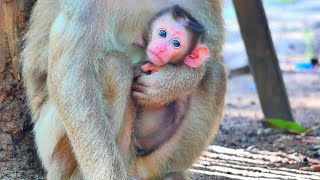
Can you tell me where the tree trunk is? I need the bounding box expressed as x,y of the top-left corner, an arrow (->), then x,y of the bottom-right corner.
0,0 -> 43,178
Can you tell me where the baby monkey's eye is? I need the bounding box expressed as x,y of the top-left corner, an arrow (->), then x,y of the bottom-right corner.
172,39 -> 181,48
159,29 -> 167,38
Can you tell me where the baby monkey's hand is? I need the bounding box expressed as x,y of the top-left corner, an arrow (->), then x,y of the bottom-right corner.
140,62 -> 160,73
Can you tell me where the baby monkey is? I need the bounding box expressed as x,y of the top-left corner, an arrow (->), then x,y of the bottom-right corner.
132,5 -> 212,156
134,4 -> 210,74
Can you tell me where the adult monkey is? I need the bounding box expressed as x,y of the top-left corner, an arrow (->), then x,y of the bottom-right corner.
21,0 -> 225,180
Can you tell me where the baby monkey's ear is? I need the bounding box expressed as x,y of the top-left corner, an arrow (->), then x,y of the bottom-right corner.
184,44 -> 210,68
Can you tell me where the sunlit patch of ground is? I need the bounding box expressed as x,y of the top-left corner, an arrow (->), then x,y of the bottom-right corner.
189,146 -> 320,180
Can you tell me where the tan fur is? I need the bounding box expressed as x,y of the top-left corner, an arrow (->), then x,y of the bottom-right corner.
132,63 -> 207,108
49,135 -> 78,179
21,0 -> 225,179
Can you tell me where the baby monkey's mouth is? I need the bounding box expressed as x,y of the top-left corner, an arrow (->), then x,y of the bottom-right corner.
146,49 -> 164,65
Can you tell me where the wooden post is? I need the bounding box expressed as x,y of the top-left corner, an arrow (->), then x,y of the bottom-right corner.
0,0 -> 35,80
233,0 -> 294,121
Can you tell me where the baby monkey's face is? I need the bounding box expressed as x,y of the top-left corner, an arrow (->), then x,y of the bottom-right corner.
147,14 -> 191,65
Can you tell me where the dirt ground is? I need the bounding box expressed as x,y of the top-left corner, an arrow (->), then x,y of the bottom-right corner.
189,72 -> 320,179
189,0 -> 320,179
0,0 -> 320,179
219,0 -> 320,158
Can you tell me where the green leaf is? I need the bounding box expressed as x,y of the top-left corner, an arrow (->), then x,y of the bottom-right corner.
267,118 -> 306,133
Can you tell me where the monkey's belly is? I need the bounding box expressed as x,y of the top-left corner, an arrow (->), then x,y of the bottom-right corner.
33,100 -> 65,170
134,98 -> 190,156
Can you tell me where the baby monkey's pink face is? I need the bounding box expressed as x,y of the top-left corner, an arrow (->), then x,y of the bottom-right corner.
147,15 -> 190,65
